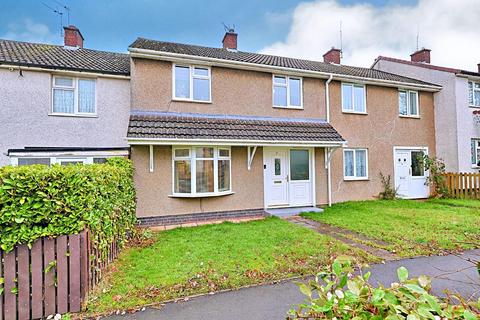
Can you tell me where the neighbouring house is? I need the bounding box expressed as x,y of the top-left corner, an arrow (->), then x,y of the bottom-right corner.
126,30 -> 441,226
372,49 -> 480,173
0,25 -> 131,166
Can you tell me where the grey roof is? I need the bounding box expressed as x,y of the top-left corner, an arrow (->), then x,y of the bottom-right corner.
0,39 -> 130,76
129,38 -> 437,87
127,111 -> 345,143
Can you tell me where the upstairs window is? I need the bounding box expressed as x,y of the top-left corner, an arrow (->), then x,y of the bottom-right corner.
399,90 -> 419,117
471,139 -> 480,167
342,83 -> 366,113
273,75 -> 302,108
469,81 -> 480,107
52,76 -> 96,115
173,65 -> 211,102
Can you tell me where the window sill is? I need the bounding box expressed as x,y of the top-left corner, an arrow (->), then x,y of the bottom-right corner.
169,191 -> 235,198
342,111 -> 368,115
343,177 -> 369,181
172,98 -> 212,104
48,113 -> 98,118
399,115 -> 421,119
273,105 -> 304,110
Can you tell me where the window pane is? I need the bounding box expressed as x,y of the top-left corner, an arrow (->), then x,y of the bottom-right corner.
174,149 -> 190,158
78,79 -> 96,113
476,141 -> 480,166
344,150 -> 354,177
219,149 -> 230,157
289,78 -> 301,107
274,85 -> 287,106
274,76 -> 286,84
175,66 -> 190,98
475,89 -> 480,107
471,140 -> 476,165
193,67 -> 209,76
409,91 -> 418,115
174,160 -> 191,193
196,147 -> 213,158
290,150 -> 309,180
196,160 -> 214,193
274,158 -> 281,176
355,150 -> 367,177
193,78 -> 210,101
55,77 -> 73,87
354,85 -> 365,112
60,160 -> 85,166
93,158 -> 107,164
399,91 -> 407,115
53,89 -> 74,113
218,160 -> 230,192
411,151 -> 424,176
342,84 -> 353,111
17,158 -> 50,166
469,82 -> 474,105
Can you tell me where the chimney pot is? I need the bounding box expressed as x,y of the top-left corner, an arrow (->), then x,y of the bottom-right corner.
323,48 -> 341,64
222,31 -> 237,50
63,25 -> 84,48
477,63 -> 480,73
410,48 -> 431,64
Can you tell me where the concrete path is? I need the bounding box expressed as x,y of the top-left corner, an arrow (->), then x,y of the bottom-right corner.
266,207 -> 323,218
105,250 -> 480,320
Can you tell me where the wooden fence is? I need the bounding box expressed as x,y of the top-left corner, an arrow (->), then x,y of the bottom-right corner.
442,172 -> 480,199
0,230 -> 120,320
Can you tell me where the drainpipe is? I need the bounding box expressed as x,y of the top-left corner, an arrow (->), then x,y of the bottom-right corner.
325,74 -> 334,123
325,74 -> 334,206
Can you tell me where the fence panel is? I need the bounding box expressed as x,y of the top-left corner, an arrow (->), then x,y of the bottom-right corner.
442,172 -> 480,199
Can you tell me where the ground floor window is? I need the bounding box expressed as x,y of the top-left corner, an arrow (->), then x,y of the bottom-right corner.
471,139 -> 480,167
343,148 -> 368,180
173,146 -> 231,196
11,156 -> 112,166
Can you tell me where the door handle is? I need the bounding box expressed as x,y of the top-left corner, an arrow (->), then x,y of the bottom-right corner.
287,174 -> 289,182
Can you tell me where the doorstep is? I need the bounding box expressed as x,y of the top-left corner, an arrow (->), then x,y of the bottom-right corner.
266,206 -> 323,218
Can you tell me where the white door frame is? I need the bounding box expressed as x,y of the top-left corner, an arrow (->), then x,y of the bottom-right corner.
263,147 -> 316,208
393,146 -> 429,199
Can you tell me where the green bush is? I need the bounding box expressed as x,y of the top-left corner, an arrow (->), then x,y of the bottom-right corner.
0,158 -> 137,253
289,257 -> 479,319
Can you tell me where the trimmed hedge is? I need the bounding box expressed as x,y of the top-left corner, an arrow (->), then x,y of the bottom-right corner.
0,158 -> 136,253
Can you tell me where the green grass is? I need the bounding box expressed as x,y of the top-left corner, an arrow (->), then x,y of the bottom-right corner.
301,199 -> 480,257
88,217 -> 372,313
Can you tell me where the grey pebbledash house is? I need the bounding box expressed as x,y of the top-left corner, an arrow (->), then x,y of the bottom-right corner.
0,26 -> 130,166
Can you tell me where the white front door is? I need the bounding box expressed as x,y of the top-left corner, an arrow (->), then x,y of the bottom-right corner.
394,148 -> 429,199
264,147 -> 313,207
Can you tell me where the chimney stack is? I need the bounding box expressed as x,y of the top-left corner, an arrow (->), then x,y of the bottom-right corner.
323,48 -> 341,64
222,29 -> 237,50
63,25 -> 84,48
477,63 -> 480,73
410,48 -> 431,64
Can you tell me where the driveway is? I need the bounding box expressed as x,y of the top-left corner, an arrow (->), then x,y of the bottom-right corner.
105,249 -> 479,320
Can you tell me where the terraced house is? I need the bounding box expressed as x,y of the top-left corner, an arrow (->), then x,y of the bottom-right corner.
0,26 -> 130,166
126,30 -> 441,226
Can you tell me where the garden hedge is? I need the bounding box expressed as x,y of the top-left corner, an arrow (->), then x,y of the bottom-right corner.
0,158 -> 136,253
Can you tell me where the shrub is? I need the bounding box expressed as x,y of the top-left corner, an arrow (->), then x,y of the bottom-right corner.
378,172 -> 398,200
0,158 -> 136,253
288,257 -> 479,319
423,155 -> 449,197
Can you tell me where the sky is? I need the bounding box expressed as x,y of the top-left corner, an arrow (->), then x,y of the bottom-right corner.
1,0 -> 478,71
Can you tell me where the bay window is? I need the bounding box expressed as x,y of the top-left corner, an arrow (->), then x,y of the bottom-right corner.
173,65 -> 211,102
273,75 -> 302,108
469,81 -> 480,107
342,83 -> 366,113
399,90 -> 419,117
343,148 -> 368,180
173,147 -> 231,196
52,76 -> 96,115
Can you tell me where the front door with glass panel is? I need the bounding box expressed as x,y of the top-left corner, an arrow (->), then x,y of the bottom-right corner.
264,147 -> 313,207
394,148 -> 429,199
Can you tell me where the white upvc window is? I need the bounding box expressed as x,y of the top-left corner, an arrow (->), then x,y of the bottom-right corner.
399,90 -> 419,117
343,148 -> 368,180
273,75 -> 303,109
469,81 -> 480,107
10,156 -> 110,166
471,139 -> 480,167
52,76 -> 96,115
173,64 -> 211,102
342,83 -> 366,113
172,146 -> 231,196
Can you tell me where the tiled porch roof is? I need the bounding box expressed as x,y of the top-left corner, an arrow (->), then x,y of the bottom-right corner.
127,111 -> 345,144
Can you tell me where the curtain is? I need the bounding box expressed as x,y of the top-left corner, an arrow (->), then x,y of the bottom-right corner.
399,91 -> 407,115
355,150 -> 367,177
354,86 -> 365,112
78,79 -> 96,113
218,160 -> 230,192
344,150 -> 354,176
409,91 -> 418,115
53,89 -> 74,113
175,66 -> 190,98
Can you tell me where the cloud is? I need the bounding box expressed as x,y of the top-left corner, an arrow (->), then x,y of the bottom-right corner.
260,0 -> 480,71
2,19 -> 59,44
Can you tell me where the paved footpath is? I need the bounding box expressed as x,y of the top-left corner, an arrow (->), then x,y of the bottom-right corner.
106,250 -> 479,320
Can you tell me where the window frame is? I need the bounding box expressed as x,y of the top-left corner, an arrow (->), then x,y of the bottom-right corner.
398,89 -> 420,118
171,146 -> 232,197
51,76 -> 97,116
471,139 -> 480,167
469,81 -> 480,108
341,83 -> 367,114
272,75 -> 303,109
343,148 -> 369,180
172,64 -> 212,103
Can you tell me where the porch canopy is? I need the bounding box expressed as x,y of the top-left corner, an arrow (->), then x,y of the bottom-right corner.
126,111 -> 346,148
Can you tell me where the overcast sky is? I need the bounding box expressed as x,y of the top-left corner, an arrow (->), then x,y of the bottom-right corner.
1,0 -> 478,71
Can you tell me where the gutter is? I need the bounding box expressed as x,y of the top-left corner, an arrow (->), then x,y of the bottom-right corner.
0,64 -> 131,80
128,48 -> 442,92
325,74 -> 333,123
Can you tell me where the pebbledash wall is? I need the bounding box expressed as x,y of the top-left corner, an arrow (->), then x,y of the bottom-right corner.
328,82 -> 436,202
0,68 -> 130,166
373,59 -> 478,173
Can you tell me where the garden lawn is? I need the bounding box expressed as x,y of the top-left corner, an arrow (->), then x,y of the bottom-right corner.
87,217 -> 372,313
301,199 -> 480,258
